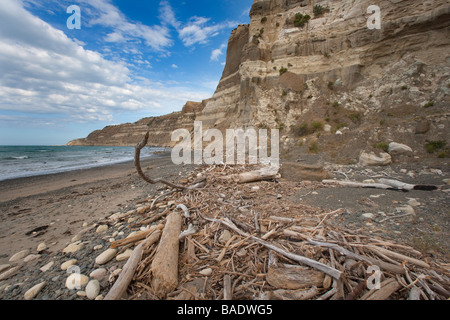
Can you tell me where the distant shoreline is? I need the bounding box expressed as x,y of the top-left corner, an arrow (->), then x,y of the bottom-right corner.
0,152 -> 172,203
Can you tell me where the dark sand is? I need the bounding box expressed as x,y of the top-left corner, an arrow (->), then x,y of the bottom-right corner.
0,154 -> 193,265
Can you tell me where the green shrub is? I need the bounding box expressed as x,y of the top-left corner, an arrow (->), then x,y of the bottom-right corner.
261,16 -> 267,23
294,13 -> 311,27
425,140 -> 446,153
349,112 -> 363,124
309,141 -> 319,153
292,123 -> 310,137
423,101 -> 435,108
328,81 -> 334,90
311,121 -> 324,131
437,151 -> 447,158
279,67 -> 288,76
313,5 -> 328,18
375,142 -> 389,153
332,101 -> 340,108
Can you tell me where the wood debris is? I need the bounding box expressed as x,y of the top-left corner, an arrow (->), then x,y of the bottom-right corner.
100,161 -> 450,301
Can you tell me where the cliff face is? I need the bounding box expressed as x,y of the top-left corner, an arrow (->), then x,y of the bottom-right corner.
68,0 -> 450,162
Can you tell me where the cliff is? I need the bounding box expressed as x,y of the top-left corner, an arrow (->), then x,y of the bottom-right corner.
68,0 -> 450,163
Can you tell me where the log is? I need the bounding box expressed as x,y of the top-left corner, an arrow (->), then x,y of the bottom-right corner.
266,264 -> 324,289
264,286 -> 319,300
223,274 -> 232,300
110,224 -> 164,249
104,230 -> 161,300
151,212 -> 183,298
366,245 -> 430,268
360,278 -> 401,300
232,166 -> 280,184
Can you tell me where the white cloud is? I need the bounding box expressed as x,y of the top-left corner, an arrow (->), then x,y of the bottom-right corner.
81,0 -> 173,52
171,64 -> 178,69
211,43 -> 227,61
178,17 -> 236,47
0,0 -> 211,125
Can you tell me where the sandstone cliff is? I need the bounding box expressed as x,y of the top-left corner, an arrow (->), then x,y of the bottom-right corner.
68,0 -> 450,163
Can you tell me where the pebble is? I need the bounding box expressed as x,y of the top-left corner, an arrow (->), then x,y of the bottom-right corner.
362,213 -> 375,220
89,268 -> 107,280
37,242 -> 47,253
86,280 -> 100,300
63,242 -> 84,254
219,230 -> 232,244
61,259 -> 78,271
407,198 -> 421,207
24,281 -> 46,300
40,261 -> 54,273
65,273 -> 89,290
0,264 -> 11,273
23,254 -> 40,263
199,268 -> 213,276
93,245 -> 103,250
96,225 -> 108,233
9,249 -> 30,262
77,291 -> 87,297
116,249 -> 133,262
95,248 -> 118,265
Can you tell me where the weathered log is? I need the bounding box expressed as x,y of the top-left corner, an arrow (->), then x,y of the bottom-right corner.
231,166 -> 280,184
360,278 -> 401,300
151,212 -> 183,298
110,224 -> 164,249
264,286 -> 319,300
223,274 -> 232,300
266,264 -> 324,290
366,245 -> 430,268
104,230 -> 161,300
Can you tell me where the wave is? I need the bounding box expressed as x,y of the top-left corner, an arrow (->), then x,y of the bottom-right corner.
9,156 -> 29,160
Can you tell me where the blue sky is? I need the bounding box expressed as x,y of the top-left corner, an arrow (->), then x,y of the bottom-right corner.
0,0 -> 253,145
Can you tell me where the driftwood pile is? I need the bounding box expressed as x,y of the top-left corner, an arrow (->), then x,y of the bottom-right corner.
102,161 -> 450,300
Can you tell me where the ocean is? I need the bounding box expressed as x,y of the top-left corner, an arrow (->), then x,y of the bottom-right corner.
0,145 -> 167,182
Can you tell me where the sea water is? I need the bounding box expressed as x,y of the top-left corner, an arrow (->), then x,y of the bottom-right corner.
0,145 -> 167,181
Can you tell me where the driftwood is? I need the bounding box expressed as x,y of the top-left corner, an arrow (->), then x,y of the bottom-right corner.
135,132 -> 195,191
223,274 -> 232,300
360,278 -> 401,300
204,216 -> 343,280
150,212 -> 183,298
266,264 -> 325,289
230,166 -> 280,184
110,224 -> 164,249
104,230 -> 161,300
323,179 -> 437,191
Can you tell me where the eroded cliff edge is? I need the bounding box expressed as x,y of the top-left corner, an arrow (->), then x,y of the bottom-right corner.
68,0 -> 450,164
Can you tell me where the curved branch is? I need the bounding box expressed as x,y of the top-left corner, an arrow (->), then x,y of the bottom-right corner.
134,131 -> 189,190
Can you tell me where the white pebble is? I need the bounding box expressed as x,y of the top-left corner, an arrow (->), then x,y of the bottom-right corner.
86,280 -> 100,300
24,281 -> 46,300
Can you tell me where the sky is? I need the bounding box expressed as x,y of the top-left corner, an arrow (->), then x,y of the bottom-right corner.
0,0 -> 253,145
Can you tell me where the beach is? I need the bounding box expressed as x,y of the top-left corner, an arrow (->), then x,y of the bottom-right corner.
0,153 -> 190,267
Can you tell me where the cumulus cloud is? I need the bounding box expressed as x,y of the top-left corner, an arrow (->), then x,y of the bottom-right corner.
178,17 -> 236,47
0,0 -> 210,124
211,43 -> 227,61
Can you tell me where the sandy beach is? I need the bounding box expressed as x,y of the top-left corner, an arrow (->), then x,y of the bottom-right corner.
0,153 -> 191,266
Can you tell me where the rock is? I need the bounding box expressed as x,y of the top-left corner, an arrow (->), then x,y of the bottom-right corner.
71,234 -> 82,242
415,120 -> 430,134
362,213 -> 375,220
9,249 -> 30,262
95,295 -> 104,300
359,152 -> 392,166
93,245 -> 103,250
95,248 -> 117,265
63,242 -> 84,254
65,273 -> 89,290
89,268 -> 107,280
23,254 -> 40,263
396,205 -> 415,215
76,291 -> 87,297
116,249 -> 133,262
40,261 -> 54,272
407,198 -> 421,207
324,124 -> 331,133
96,225 -> 108,233
0,264 -> 10,274
61,259 -> 78,271
335,130 -> 343,135
388,142 -> 413,156
199,268 -> 213,276
219,230 -> 232,244
24,281 -> 46,300
37,242 -> 47,253
86,280 -> 101,300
